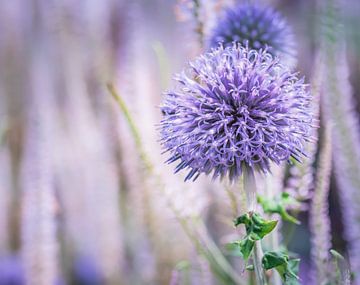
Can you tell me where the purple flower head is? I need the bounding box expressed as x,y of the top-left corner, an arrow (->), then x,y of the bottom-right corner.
160,45 -> 314,182
208,4 -> 296,67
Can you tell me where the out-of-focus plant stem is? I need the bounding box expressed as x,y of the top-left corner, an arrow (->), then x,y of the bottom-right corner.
225,185 -> 239,218
310,125 -> 332,284
107,83 -> 153,173
152,42 -> 171,90
107,84 -> 244,285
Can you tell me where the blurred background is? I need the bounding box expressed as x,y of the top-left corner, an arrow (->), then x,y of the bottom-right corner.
0,0 -> 359,284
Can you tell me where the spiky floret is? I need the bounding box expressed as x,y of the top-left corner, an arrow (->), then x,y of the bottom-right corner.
208,4 -> 296,67
160,45 -> 313,182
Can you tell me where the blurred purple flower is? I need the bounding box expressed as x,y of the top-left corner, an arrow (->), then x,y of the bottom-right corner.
0,256 -> 25,285
160,45 -> 314,182
73,255 -> 102,285
208,4 -> 296,66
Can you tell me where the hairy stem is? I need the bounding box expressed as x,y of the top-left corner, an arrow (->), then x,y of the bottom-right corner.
253,242 -> 266,285
243,169 -> 256,212
243,169 -> 267,285
264,166 -> 283,285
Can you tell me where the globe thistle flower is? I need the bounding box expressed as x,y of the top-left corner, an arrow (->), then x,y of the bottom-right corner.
208,4 -> 296,67
160,45 -> 313,182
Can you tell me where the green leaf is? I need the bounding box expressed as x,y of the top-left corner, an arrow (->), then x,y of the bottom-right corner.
262,251 -> 288,270
251,213 -> 278,239
231,212 -> 277,261
257,192 -> 301,224
286,259 -> 301,283
238,236 -> 256,260
262,251 -> 300,285
233,213 -> 251,228
234,213 -> 277,239
225,237 -> 255,260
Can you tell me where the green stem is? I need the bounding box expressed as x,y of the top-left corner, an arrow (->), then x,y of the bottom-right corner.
243,169 -> 256,212
253,242 -> 266,285
264,167 -> 283,285
107,83 -> 153,173
225,185 -> 239,218
151,41 -> 171,90
243,169 -> 267,285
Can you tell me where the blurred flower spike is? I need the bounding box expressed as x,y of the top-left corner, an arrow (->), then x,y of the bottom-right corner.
160,44 -> 314,182
208,4 -> 296,67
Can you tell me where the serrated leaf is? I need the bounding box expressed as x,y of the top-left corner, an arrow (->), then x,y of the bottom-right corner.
231,212 -> 278,261
262,251 -> 288,270
251,213 -> 278,239
233,213 -> 251,227
234,212 -> 277,240
225,237 -> 255,260
262,251 -> 300,285
238,236 -> 256,260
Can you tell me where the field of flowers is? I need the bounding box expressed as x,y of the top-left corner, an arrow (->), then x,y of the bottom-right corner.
0,0 -> 359,284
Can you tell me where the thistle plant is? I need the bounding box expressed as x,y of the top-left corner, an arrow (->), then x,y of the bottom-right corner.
159,44 -> 315,284
208,4 -> 296,67
160,45 -> 313,182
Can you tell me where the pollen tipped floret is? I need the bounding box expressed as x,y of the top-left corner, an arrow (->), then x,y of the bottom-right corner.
160,45 -> 313,182
208,4 -> 296,67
